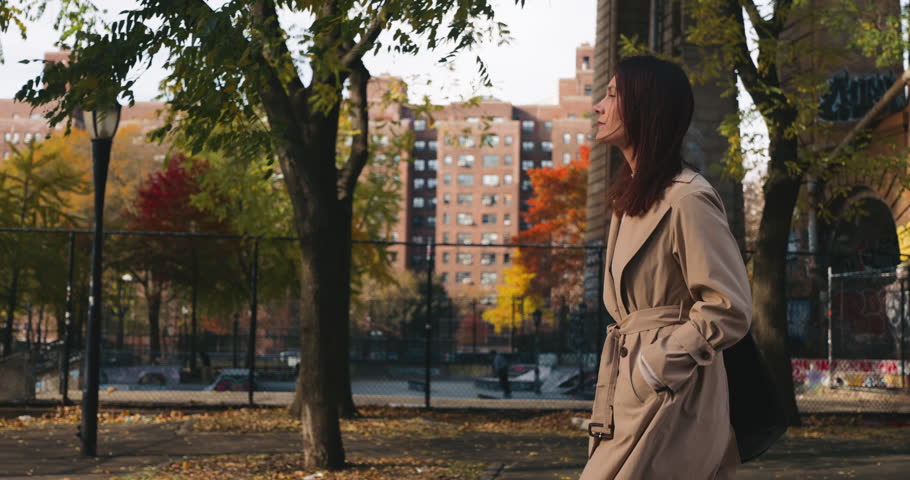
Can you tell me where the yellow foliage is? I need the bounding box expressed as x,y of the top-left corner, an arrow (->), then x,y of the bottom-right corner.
481,249 -> 550,334
898,221 -> 910,259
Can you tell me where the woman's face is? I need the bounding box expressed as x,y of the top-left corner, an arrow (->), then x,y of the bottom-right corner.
593,77 -> 626,147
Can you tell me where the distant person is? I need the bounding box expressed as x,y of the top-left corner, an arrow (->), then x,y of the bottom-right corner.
491,350 -> 511,398
580,55 -> 761,479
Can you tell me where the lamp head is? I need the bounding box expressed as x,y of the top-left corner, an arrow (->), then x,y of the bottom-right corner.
82,100 -> 121,140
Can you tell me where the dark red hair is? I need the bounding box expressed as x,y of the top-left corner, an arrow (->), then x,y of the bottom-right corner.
606,55 -> 696,217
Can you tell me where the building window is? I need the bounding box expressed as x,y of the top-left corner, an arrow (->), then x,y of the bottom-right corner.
584,85 -> 592,96
415,140 -> 426,151
414,119 -> 427,131
443,213 -> 450,224
582,56 -> 591,70
12,133 -> 19,144
482,214 -> 497,225
504,252 -> 511,264
568,113 -> 576,118
503,155 -> 513,165
482,174 -> 499,186
482,194 -> 498,206
427,216 -> 436,226
504,174 -> 513,185
521,120 -> 535,132
459,135 -> 475,147
444,155 -> 453,165
456,272 -> 472,284
504,135 -> 513,146
413,197 -> 426,208
563,133 -> 571,144
482,134 -> 499,147
563,152 -> 571,164
427,178 -> 437,189
503,213 -> 511,225
3,132 -> 11,142
544,121 -> 552,130
481,253 -> 496,265
522,179 -> 532,191
457,233 -> 472,244
482,155 -> 498,166
414,178 -> 425,189
414,159 -> 426,171
481,233 -> 499,245
521,141 -> 535,152
457,213 -> 473,225
481,272 -> 497,285
23,133 -> 32,143
444,174 -> 452,185
466,116 -> 480,123
457,252 -> 473,265
440,272 -> 448,283
521,160 -> 534,171
428,159 -> 438,170
541,160 -> 553,168
577,133 -> 585,145
442,252 -> 450,263
457,155 -> 475,168
457,193 -> 473,205
429,197 -> 437,207
457,174 -> 473,185
412,235 -> 424,244
443,193 -> 451,204
412,215 -> 424,227
2,152 -> 8,160
541,141 -> 553,152
442,232 -> 449,243
504,194 -> 512,205
428,140 -> 438,151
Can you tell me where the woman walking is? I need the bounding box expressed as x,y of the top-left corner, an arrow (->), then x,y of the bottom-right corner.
580,55 -> 750,479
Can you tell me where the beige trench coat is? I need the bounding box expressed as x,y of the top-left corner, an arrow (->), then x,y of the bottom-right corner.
580,168 -> 751,480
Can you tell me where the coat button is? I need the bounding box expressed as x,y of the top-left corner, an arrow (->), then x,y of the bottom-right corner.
619,347 -> 628,357
701,351 -> 711,361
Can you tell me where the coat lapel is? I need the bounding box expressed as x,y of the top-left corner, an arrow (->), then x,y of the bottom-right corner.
609,168 -> 699,317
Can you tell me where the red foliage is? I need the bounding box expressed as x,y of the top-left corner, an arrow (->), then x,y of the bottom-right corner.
129,154 -> 224,233
514,145 -> 589,302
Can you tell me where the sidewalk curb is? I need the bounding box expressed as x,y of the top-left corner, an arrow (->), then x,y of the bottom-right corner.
479,462 -> 505,480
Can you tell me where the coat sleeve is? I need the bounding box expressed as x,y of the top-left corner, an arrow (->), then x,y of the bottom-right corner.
639,188 -> 752,393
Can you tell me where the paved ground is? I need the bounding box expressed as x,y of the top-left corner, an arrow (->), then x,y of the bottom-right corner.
2,412 -> 910,479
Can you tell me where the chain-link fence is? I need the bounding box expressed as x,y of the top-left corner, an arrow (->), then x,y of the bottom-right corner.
798,264 -> 910,413
1,228 -> 908,413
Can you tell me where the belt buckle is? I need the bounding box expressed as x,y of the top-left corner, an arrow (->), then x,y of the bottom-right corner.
587,406 -> 614,440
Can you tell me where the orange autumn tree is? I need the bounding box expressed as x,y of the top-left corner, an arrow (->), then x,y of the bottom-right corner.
514,145 -> 589,305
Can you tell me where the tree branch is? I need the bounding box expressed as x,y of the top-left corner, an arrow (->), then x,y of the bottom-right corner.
250,0 -> 306,100
338,60 -> 371,200
825,70 -> 910,165
340,2 -> 389,69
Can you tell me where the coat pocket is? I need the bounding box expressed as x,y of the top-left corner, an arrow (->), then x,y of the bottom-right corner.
630,356 -> 657,403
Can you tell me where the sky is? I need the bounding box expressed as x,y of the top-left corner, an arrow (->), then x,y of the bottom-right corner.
0,0 -> 597,106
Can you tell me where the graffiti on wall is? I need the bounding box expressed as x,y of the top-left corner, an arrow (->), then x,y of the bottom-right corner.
793,358 -> 908,389
819,70 -> 907,122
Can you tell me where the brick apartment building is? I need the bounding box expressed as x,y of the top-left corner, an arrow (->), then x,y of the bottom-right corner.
2,46 -> 596,306
370,44 -> 596,304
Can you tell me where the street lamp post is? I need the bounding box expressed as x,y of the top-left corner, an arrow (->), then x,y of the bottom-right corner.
533,309 -> 542,395
79,101 -> 121,457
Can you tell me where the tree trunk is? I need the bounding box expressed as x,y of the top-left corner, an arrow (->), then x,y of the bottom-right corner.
335,196 -> 358,419
750,134 -> 803,426
3,266 -> 21,356
147,286 -> 162,363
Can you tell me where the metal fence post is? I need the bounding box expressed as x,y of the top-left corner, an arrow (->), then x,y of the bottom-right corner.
827,266 -> 833,388
424,240 -> 434,409
901,275 -> 906,390
596,246 -> 605,376
190,245 -> 198,372
60,232 -> 76,405
247,237 -> 260,406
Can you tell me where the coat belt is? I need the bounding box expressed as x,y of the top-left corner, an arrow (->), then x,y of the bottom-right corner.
588,303 -> 688,446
